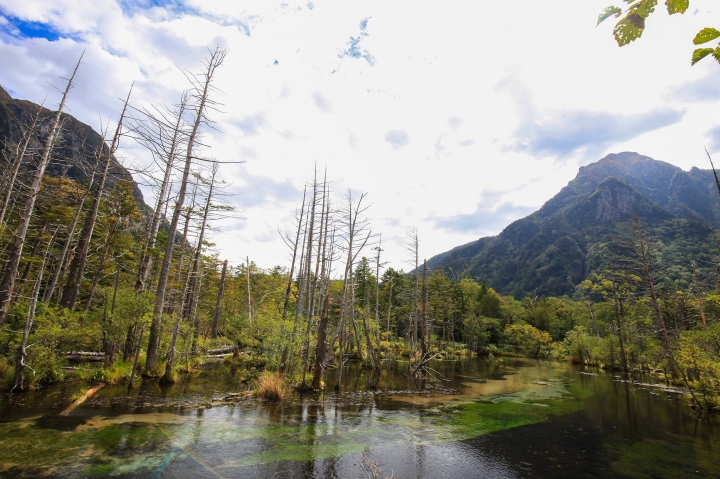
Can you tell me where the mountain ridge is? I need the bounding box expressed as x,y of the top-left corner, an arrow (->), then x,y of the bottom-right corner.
0,84 -> 145,205
429,152 -> 719,298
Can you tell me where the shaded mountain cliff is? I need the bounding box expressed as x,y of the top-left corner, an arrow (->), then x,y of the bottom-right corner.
429,152 -> 719,298
0,85 -> 144,204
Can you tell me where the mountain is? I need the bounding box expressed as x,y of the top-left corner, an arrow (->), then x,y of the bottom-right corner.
0,85 -> 145,204
428,152 -> 719,298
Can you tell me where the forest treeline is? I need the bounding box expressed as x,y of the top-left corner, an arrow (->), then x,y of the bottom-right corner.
0,50 -> 718,412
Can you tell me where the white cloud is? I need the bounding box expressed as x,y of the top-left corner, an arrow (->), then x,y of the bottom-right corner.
385,129 -> 409,149
310,91 -> 332,113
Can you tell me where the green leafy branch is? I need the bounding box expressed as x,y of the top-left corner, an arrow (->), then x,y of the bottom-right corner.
598,0 -> 719,66
692,27 -> 720,65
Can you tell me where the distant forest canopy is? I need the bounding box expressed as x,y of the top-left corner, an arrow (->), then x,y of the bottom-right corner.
429,152 -> 720,299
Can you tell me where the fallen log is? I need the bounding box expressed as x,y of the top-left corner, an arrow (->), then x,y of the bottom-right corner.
65,351 -> 104,362
207,345 -> 236,355
60,384 -> 104,416
410,353 -> 441,378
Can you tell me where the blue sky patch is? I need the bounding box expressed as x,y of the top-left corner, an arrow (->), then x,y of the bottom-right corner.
2,15 -> 61,41
118,1 -> 197,20
339,17 -> 375,66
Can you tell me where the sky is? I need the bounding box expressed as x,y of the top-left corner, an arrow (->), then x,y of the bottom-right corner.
0,0 -> 719,272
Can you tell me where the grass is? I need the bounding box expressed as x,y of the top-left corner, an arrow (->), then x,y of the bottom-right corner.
255,371 -> 289,401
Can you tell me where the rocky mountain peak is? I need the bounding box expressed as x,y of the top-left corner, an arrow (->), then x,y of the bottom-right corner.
428,152 -> 717,298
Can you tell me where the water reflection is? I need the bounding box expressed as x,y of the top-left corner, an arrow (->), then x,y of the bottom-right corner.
0,358 -> 718,478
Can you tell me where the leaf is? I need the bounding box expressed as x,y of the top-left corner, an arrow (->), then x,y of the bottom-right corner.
714,46 -> 720,64
597,6 -> 623,26
627,13 -> 646,28
691,48 -> 714,66
693,27 -> 720,45
614,15 -> 645,45
636,0 -> 657,18
665,0 -> 689,14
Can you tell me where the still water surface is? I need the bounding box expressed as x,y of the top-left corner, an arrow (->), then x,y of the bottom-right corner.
0,358 -> 718,478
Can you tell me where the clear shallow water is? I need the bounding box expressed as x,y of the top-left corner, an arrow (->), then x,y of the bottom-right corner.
0,358 -> 718,478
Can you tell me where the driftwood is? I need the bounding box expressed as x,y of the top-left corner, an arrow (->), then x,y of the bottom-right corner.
207,345 -> 236,355
60,384 -> 104,416
410,353 -> 441,378
65,351 -> 104,362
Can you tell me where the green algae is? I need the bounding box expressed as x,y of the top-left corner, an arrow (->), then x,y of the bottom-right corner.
3,361 -> 671,477
0,380 -> 589,475
0,418 -> 172,476
223,379 -> 587,467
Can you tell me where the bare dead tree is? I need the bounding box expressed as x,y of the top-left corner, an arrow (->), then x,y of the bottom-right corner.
301,172 -> 319,385
211,259 -> 228,338
402,228 -> 420,351
0,107 -> 42,226
161,253 -> 192,383
43,150 -> 101,305
12,228 -> 58,391
133,94 -> 190,292
60,84 -> 133,309
633,217 -> 673,364
312,295 -> 330,389
0,53 -> 83,327
278,188 -> 306,375
373,235 -> 384,354
146,47 -> 227,372
420,259 -> 429,360
334,191 -> 371,389
281,187 -> 307,321
185,163 -> 220,352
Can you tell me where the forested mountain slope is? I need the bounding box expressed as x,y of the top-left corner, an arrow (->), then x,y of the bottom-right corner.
428,152 -> 720,298
0,85 -> 144,204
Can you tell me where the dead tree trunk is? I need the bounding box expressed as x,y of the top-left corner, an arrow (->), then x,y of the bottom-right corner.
612,289 -> 629,373
634,218 -> 673,367
420,259 -> 428,360
211,259 -> 228,338
12,229 -> 56,391
135,95 -> 188,292
281,187 -> 306,321
374,235 -> 382,351
190,264 -> 204,354
0,108 -> 41,226
246,256 -> 252,329
146,47 -> 226,372
386,277 -> 393,344
84,226 -> 115,311
13,223 -> 48,303
183,164 -> 218,350
0,54 -> 82,327
60,84 -> 133,309
44,166 -> 97,305
162,256 -> 192,384
309,173 -> 327,321
278,188 -> 306,375
301,176 -> 318,385
312,295 -> 330,389
332,192 -> 371,387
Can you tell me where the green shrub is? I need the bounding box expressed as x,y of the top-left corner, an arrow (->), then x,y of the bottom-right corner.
503,323 -> 553,358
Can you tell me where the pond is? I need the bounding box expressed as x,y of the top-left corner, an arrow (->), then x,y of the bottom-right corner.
0,358 -> 718,478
